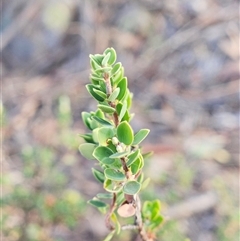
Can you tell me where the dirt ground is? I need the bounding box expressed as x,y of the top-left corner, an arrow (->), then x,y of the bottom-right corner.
2,0 -> 239,241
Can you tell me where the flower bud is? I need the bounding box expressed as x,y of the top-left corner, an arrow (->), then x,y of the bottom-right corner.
112,137 -> 119,145
120,142 -> 126,150
116,144 -> 123,153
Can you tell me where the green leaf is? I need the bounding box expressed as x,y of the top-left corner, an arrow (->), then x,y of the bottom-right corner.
123,181 -> 141,195
149,215 -> 164,230
117,77 -> 127,101
108,87 -> 120,102
117,121 -> 134,145
130,157 -> 141,175
81,112 -> 92,130
86,84 -> 105,102
95,109 -> 105,118
104,168 -> 125,181
79,143 -> 96,160
95,66 -> 112,75
103,230 -> 116,241
112,69 -> 124,86
93,146 -> 114,162
109,151 -> 129,159
97,193 -> 113,199
92,88 -> 107,99
119,101 -> 127,121
104,179 -> 123,193
90,54 -> 104,65
101,157 -> 116,165
98,127 -> 114,146
132,129 -> 150,145
92,128 -> 99,143
98,104 -> 115,114
90,55 -> 102,70
92,116 -> 112,126
111,62 -> 122,76
126,149 -> 140,166
92,168 -> 105,183
79,133 -> 94,143
102,52 -> 111,66
90,74 -> 104,82
104,48 -> 117,65
88,199 -> 107,208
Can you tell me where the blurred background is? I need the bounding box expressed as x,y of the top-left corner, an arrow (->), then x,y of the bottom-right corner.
2,0 -> 239,241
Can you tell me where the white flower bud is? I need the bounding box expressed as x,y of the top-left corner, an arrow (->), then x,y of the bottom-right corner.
116,144 -> 123,153
120,142 -> 126,150
112,137 -> 119,145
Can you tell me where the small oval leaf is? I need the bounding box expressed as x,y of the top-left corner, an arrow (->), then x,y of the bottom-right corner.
97,193 -> 113,199
98,127 -> 114,146
117,121 -> 134,145
109,151 -> 129,159
86,84 -> 105,102
101,157 -> 116,165
123,181 -> 141,195
111,62 -> 122,76
104,168 -> 125,181
92,89 -> 107,99
108,87 -> 120,102
104,48 -> 117,65
93,146 -> 114,162
119,101 -> 127,121
98,104 -> 115,114
104,179 -> 123,193
117,77 -> 127,101
132,129 -> 150,145
92,116 -> 112,126
126,149 -> 140,166
88,199 -> 107,208
79,143 -> 96,160
102,52 -> 111,66
92,168 -> 105,183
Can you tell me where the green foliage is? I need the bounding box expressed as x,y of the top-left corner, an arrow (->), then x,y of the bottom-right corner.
79,47 -> 164,241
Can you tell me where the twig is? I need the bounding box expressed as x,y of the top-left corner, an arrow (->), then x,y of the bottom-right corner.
105,193 -> 117,230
